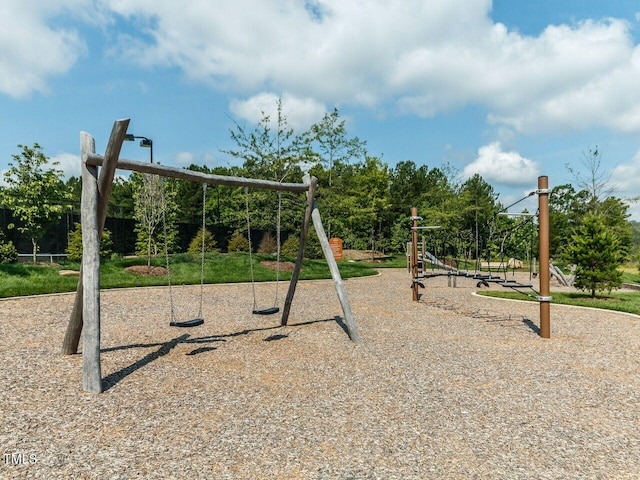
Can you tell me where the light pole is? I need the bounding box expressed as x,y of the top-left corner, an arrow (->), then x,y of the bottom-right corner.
124,134 -> 153,163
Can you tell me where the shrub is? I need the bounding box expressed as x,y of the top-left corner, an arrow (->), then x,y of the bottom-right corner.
66,223 -> 113,261
305,230 -> 323,260
257,232 -> 277,254
188,227 -> 218,254
281,235 -> 299,259
227,232 -> 250,253
0,230 -> 18,264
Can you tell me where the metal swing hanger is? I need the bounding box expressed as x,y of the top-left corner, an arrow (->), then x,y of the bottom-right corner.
166,181 -> 206,328
245,187 -> 281,316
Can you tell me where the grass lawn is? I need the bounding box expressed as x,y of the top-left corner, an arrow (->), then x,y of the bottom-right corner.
478,289 -> 640,316
0,253 -> 404,299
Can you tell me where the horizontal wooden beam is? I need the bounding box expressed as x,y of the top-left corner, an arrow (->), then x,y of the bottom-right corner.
85,153 -> 310,193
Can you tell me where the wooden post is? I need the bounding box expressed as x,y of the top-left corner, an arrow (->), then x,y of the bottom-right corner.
281,175 -> 316,326
411,207 -> 420,301
307,177 -> 361,343
80,133 -> 102,393
62,119 -> 130,355
537,176 -> 551,338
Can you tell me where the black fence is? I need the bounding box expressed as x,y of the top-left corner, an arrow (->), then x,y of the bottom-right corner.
0,208 -> 236,256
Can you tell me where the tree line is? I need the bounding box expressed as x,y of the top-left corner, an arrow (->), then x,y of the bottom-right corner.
1,102 -> 639,296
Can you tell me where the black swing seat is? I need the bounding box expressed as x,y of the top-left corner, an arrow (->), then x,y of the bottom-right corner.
170,318 -> 204,327
252,307 -> 280,315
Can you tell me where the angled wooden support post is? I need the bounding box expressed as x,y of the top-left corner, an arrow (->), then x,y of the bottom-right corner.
62,119 -> 130,355
304,175 -> 361,343
281,175 -> 316,326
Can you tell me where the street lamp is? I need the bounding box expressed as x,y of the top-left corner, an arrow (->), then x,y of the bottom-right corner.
124,134 -> 153,163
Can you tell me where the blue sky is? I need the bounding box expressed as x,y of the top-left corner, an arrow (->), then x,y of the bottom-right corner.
1,1 -> 640,218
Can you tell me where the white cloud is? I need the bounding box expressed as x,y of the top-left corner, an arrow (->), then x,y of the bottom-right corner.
0,1 -> 90,98
50,152 -> 82,179
101,0 -> 640,134
174,151 -> 195,166
461,141 -> 540,186
611,149 -> 640,194
7,1 -> 640,136
229,92 -> 327,131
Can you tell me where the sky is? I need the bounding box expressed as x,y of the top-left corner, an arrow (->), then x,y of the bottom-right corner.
1,0 -> 640,218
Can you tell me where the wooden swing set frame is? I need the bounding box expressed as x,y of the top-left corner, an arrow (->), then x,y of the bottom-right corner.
61,119 -> 361,393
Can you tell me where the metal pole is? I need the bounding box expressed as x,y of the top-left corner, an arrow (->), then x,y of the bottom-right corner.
411,207 -> 420,301
537,176 -> 551,338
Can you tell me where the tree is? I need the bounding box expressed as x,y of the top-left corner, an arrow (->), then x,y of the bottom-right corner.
224,98 -> 308,236
566,146 -> 614,206
225,98 -> 306,182
66,223 -> 113,261
566,213 -> 623,297
1,143 -> 69,262
305,108 -> 366,237
132,173 -> 178,265
457,174 -> 501,260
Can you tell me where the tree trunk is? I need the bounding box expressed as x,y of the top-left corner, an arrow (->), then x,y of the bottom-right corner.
31,237 -> 37,263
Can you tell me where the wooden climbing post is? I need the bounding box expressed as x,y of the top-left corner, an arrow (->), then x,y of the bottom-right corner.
411,207 -> 420,301
537,176 -> 551,338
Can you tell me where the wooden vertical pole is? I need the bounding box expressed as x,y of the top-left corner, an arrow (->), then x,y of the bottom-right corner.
537,176 -> 551,338
281,175 -> 316,326
80,133 -> 102,393
411,207 -> 420,301
62,119 -> 130,355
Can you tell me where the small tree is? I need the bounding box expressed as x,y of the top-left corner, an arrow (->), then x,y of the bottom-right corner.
227,232 -> 250,253
132,174 -> 178,265
566,213 -> 623,297
65,223 -> 113,261
2,143 -> 68,262
188,227 -> 218,254
281,235 -> 299,259
257,232 -> 277,254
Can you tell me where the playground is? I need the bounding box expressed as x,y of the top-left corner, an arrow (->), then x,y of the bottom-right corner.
2,268 -> 639,479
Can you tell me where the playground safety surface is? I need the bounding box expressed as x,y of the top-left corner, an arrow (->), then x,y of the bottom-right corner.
1,269 -> 639,479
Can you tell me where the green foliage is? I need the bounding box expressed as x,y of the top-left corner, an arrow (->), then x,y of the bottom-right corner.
227,232 -> 250,253
0,229 -> 18,264
224,98 -> 307,182
281,235 -> 299,259
1,143 -> 69,261
257,232 -> 277,254
305,229 -> 323,260
187,227 -> 218,254
566,213 -> 623,297
65,223 -> 114,261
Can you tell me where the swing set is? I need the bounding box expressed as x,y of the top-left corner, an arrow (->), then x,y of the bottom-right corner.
61,119 -> 361,393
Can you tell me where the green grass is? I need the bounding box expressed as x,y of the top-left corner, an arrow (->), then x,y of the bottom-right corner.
478,289 -> 640,316
621,271 -> 640,284
0,253 -> 380,299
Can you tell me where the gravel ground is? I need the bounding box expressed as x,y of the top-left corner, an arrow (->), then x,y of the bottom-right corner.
1,269 -> 639,479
